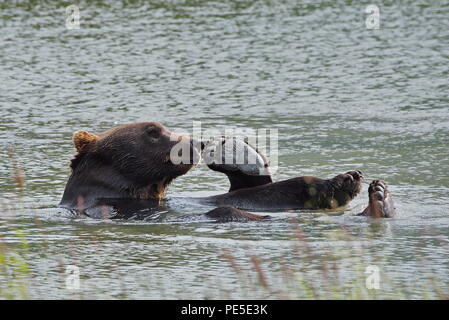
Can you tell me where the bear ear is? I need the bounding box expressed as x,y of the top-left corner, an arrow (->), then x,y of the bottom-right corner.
73,130 -> 99,152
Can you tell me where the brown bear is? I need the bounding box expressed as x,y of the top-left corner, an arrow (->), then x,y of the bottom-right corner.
200,136 -> 363,211
59,122 -> 395,220
60,122 -> 203,215
202,137 -> 395,218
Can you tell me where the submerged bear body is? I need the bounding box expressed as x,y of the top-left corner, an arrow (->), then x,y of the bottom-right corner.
197,172 -> 363,211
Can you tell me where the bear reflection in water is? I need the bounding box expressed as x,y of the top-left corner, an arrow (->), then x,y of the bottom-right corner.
59,122 -> 395,221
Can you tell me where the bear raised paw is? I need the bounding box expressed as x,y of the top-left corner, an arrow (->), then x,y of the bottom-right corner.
357,180 -> 396,218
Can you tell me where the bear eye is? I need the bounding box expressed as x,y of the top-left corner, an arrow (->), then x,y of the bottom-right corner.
145,127 -> 160,139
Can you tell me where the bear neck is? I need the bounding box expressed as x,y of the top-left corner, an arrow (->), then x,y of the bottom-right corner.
60,153 -> 172,209
225,171 -> 273,192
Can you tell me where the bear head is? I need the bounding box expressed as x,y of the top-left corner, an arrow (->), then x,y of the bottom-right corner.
60,122 -> 202,210
202,137 -> 273,192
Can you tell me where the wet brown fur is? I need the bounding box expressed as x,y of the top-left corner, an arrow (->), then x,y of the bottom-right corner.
60,122 -> 197,210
